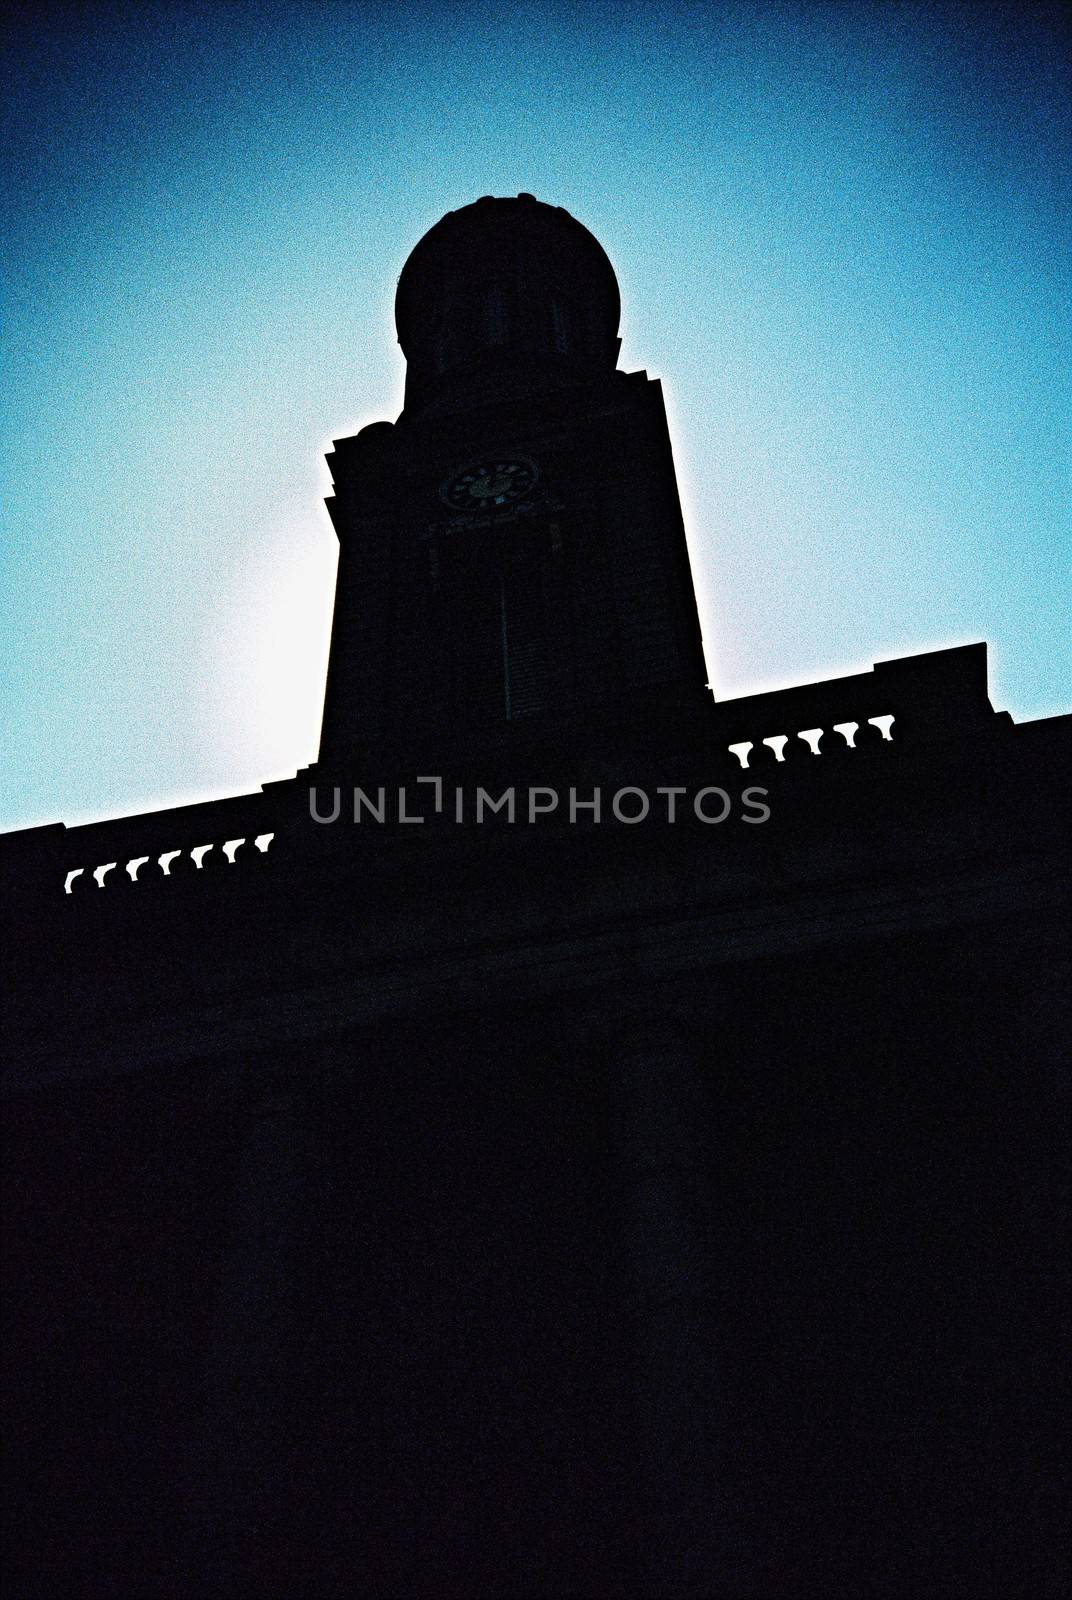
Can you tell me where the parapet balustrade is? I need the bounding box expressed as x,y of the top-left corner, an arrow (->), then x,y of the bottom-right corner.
727,715 -> 895,771
57,713 -> 897,890
63,833 -> 275,894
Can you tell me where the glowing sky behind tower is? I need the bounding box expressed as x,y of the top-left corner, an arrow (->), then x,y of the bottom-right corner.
2,1 -> 1068,830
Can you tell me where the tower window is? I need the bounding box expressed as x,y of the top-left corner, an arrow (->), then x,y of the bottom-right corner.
484,283 -> 508,346
500,556 -> 549,719
551,295 -> 570,355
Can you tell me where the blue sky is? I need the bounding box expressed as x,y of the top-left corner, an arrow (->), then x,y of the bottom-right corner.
2,0 -> 1069,830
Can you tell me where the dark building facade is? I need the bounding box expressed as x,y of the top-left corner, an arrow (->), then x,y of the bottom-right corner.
3,195 -> 1069,1599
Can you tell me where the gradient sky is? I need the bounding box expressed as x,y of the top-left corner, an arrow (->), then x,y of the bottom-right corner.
3,0 -> 1069,831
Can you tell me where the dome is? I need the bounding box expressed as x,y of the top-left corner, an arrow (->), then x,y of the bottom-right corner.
394,194 -> 622,415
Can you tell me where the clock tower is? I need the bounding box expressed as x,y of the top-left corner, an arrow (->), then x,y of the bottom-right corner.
319,193 -> 710,763
2,191 -> 1069,1600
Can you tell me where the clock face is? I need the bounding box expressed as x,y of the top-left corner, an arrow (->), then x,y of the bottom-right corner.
441,459 -> 537,512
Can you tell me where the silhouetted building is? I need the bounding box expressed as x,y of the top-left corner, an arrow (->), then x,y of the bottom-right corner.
3,195 -> 1069,1599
